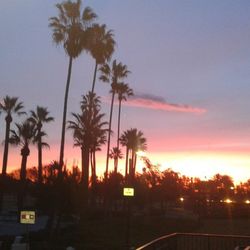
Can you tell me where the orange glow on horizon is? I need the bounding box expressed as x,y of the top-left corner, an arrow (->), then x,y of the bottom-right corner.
1,143 -> 250,184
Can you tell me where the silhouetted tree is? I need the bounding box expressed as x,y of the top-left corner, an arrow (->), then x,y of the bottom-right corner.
116,83 -> 133,170
99,60 -> 130,178
28,106 -> 54,184
0,96 -> 25,176
68,92 -> 108,192
90,127 -> 107,187
88,23 -> 115,93
49,0 -> 97,171
161,168 -> 181,203
120,128 -> 147,180
9,120 -> 36,181
109,147 -> 123,173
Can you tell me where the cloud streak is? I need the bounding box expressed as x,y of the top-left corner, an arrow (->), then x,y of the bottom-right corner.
124,93 -> 206,114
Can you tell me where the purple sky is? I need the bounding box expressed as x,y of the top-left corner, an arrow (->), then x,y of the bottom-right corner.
1,0 -> 250,182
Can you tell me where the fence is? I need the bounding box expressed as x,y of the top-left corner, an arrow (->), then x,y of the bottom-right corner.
136,233 -> 250,250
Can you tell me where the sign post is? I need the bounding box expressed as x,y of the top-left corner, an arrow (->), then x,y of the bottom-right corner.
20,211 -> 36,250
123,187 -> 134,249
123,187 -> 134,197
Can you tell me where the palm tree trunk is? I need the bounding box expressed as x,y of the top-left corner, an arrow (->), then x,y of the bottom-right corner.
133,153 -> 137,178
125,147 -> 129,179
81,146 -> 84,182
20,146 -> 30,182
59,56 -> 73,171
91,62 -> 98,94
2,117 -> 12,176
114,157 -> 118,173
105,91 -> 115,179
83,147 -> 90,195
90,150 -> 97,187
92,150 -> 96,185
117,99 -> 122,149
90,150 -> 94,185
38,132 -> 43,184
90,150 -> 94,176
115,99 -> 122,173
19,148 -> 29,211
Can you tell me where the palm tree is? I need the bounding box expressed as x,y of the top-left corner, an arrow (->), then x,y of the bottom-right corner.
90,127 -> 107,186
9,120 -> 36,181
28,106 -> 54,184
120,128 -> 147,180
116,83 -> 133,155
109,147 -> 123,173
49,0 -> 97,171
68,92 -> 108,191
0,96 -> 25,176
99,60 -> 130,178
88,24 -> 115,94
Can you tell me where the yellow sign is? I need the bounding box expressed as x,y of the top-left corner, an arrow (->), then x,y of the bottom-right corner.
20,211 -> 35,224
123,187 -> 134,197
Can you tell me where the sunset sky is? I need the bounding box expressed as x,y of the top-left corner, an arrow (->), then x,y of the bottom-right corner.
1,0 -> 250,183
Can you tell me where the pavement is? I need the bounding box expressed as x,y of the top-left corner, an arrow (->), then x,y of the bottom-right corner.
0,215 -> 48,236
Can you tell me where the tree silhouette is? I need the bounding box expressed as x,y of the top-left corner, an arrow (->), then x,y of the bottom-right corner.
90,125 -> 107,186
109,147 -> 123,173
88,24 -> 115,94
49,0 -> 97,171
116,83 -> 133,170
99,60 -> 130,178
120,128 -> 147,180
68,92 -> 108,192
0,96 -> 26,176
9,120 -> 36,181
28,106 -> 54,184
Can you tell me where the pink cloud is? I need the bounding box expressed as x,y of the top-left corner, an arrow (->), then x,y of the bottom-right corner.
124,94 -> 206,114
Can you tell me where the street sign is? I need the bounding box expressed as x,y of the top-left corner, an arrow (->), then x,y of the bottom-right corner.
123,187 -> 134,197
20,211 -> 35,224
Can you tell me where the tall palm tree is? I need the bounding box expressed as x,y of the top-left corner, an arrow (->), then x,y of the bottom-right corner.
109,147 -> 123,173
88,24 -> 115,94
0,96 -> 25,176
116,83 -> 133,155
28,106 -> 54,184
120,128 -> 147,180
68,92 -> 108,191
49,0 -> 97,171
9,121 -> 36,181
99,60 -> 130,178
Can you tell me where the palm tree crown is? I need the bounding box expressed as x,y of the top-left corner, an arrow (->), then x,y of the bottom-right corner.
0,96 -> 25,117
120,128 -> 147,179
88,23 -> 115,93
120,128 -> 147,153
109,147 -> 123,173
49,0 -> 97,58
0,96 -> 26,176
99,60 -> 130,89
88,24 -> 115,65
117,83 -> 133,103
29,106 -> 54,128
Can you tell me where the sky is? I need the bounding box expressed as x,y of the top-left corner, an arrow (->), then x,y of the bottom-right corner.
1,0 -> 250,183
